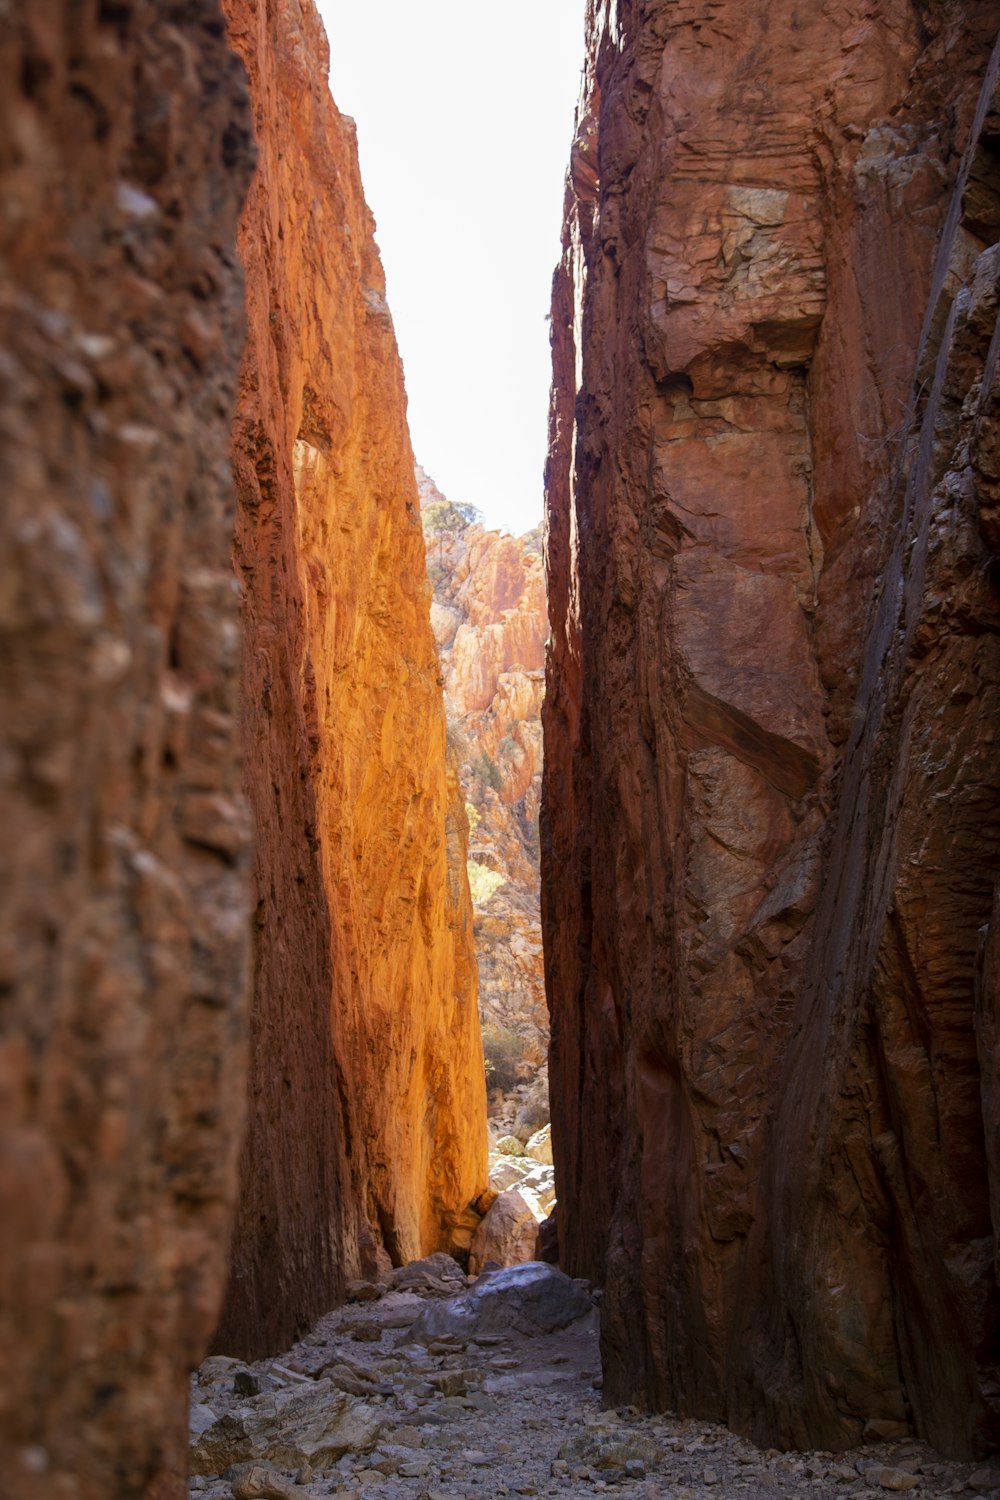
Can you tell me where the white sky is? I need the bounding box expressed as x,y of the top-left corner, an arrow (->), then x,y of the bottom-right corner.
316,1 -> 585,537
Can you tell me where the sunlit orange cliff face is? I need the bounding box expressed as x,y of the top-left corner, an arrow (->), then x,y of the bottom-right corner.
215,0 -> 488,1358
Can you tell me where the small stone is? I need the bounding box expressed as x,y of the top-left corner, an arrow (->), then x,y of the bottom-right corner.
347,1281 -> 385,1303
352,1324 -> 382,1343
703,1467 -> 719,1485
430,1371 -> 467,1397
399,1459 -> 431,1478
551,1461 -> 569,1477
392,1426 -> 424,1449
878,1469 -> 920,1492
228,1464 -> 296,1500
462,1450 -> 491,1466
864,1420 -> 910,1442
624,1461 -> 646,1480
970,1472 -> 1000,1492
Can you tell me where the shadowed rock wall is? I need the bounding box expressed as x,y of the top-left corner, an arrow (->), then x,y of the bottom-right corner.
0,4 -> 254,1498
215,0 -> 487,1357
544,0 -> 1000,1459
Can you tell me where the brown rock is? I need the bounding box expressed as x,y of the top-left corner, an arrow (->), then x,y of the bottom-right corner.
468,1190 -> 541,1274
0,4 -> 253,1498
213,0 -> 487,1357
229,1465 -> 297,1500
544,0 -> 1000,1462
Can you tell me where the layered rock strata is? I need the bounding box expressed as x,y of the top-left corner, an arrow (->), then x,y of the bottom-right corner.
215,0 -> 487,1357
545,0 -> 1000,1460
0,4 -> 254,1497
421,471 -> 547,1057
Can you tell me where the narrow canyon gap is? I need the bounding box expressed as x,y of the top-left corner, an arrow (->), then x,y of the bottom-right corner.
4,0 -> 1000,1497
543,0 -> 1000,1461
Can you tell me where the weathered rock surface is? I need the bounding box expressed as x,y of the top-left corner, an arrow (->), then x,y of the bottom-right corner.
406,1263 -> 594,1344
468,1191 -> 540,1274
190,1378 -> 382,1474
215,0 -> 487,1357
545,0 -> 1000,1460
421,471 -> 548,1062
0,4 -> 253,1497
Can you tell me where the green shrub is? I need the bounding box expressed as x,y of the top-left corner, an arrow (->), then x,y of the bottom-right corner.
471,752 -> 501,790
482,1024 -> 525,1095
467,860 -> 504,907
422,498 -> 482,535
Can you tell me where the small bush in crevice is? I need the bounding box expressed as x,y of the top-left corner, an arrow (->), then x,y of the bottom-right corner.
482,1023 -> 525,1095
467,860 -> 504,907
471,752 -> 501,791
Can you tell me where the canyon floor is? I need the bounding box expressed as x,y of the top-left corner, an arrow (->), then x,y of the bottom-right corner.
189,1262 -> 1000,1500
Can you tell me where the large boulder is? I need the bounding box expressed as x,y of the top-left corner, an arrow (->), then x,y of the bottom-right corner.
405,1261 -> 593,1343
469,1190 -> 540,1273
525,1124 -> 553,1164
189,1379 -> 381,1473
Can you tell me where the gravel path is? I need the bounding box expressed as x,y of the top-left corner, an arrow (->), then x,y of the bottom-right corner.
189,1263 -> 1000,1500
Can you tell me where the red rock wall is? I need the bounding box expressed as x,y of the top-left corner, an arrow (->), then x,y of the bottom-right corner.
0,5 -> 253,1498
544,0 -> 1000,1459
215,0 -> 487,1355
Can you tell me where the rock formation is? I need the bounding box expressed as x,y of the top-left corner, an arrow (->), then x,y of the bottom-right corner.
215,0 -> 487,1357
0,4 -> 254,1497
545,0 -> 1000,1461
420,470 -> 547,1063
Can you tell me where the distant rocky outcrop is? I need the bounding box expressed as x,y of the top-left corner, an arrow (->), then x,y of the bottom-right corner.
419,469 -> 547,1102
545,0 -> 1000,1460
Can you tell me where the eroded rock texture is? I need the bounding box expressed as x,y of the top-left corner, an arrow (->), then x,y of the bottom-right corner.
0,4 -> 253,1498
544,0 -> 1000,1459
216,0 -> 487,1356
421,469 -> 548,1058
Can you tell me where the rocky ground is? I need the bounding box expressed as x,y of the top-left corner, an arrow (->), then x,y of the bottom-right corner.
189,1260 -> 1000,1500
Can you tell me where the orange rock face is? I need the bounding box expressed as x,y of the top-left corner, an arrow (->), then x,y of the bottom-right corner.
422,473 -> 548,1056
215,0 -> 487,1356
0,5 -> 253,1497
545,0 -> 1000,1459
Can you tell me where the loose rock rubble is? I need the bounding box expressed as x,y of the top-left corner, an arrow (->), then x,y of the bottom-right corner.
190,1261 -> 1000,1500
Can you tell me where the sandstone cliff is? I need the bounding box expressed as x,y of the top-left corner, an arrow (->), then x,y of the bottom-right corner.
215,0 -> 487,1356
545,0 -> 1000,1460
420,471 -> 548,1070
0,5 -> 253,1497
